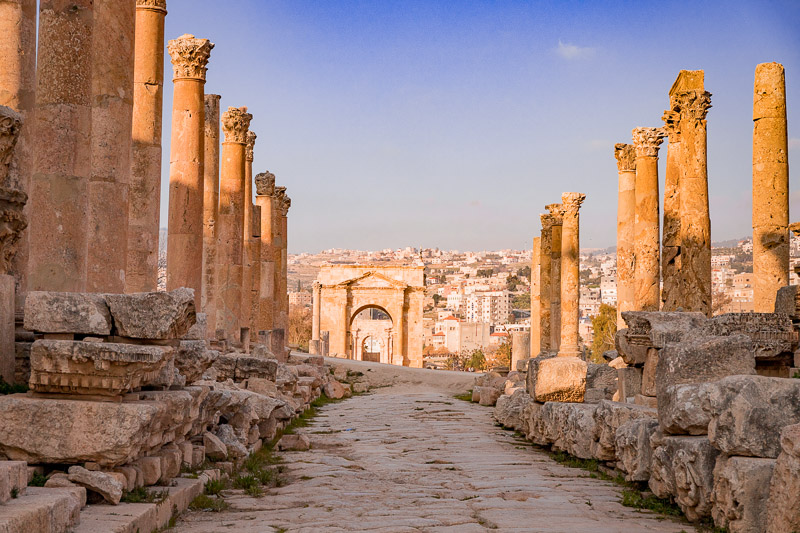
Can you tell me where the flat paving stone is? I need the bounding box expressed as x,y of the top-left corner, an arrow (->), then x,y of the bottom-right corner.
176,389 -> 691,532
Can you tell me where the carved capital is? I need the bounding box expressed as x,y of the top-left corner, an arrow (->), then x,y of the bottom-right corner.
255,171 -> 275,196
613,143 -> 636,172
0,187 -> 28,275
274,186 -> 286,206
674,90 -> 712,125
167,34 -> 214,80
540,213 -> 555,232
632,127 -> 666,158
545,203 -> 564,224
561,192 -> 586,216
0,107 -> 22,184
136,0 -> 167,12
280,195 -> 291,217
661,110 -> 681,142
221,106 -> 252,144
245,131 -> 257,162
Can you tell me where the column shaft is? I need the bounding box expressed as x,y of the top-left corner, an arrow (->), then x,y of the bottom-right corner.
660,109 -> 682,311
250,204 -> 262,335
558,193 -> 585,357
28,0 -> 94,292
254,172 -> 276,334
202,93 -> 220,338
126,0 -> 166,293
272,187 -> 286,333
242,131 -> 256,337
614,144 -> 636,328
538,215 -> 553,353
530,236 -> 541,357
752,62 -> 789,312
548,205 -> 563,351
312,281 -> 321,342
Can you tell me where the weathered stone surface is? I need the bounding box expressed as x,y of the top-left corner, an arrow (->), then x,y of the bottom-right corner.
591,400 -> 656,461
655,334 -> 756,407
617,366 -> 642,401
352,382 -> 369,394
106,288 -> 196,339
24,292 -> 112,334
244,377 -> 278,397
705,313 -> 795,361
323,380 -> 347,400
584,363 -> 618,403
712,455 -> 775,533
616,311 -> 707,366
158,447 -> 182,482
494,390 -> 532,431
649,432 -> 719,521
0,388 -> 208,467
709,375 -> 800,458
767,423 -> 800,533
479,386 -> 502,406
615,418 -> 659,482
29,340 -> 172,396
0,461 -> 27,503
544,402 -> 597,459
277,434 -> 310,451
659,382 -> 715,435
67,465 -> 123,504
527,356 -> 586,403
182,312 -> 207,340
212,353 -> 278,382
775,285 -> 799,319
136,457 -> 161,486
215,424 -> 247,459
203,432 -> 226,460
174,340 -> 218,383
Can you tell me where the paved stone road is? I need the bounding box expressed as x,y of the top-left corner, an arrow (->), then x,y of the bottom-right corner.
177,390 -> 690,532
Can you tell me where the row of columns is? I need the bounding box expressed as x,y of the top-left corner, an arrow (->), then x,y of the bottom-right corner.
0,0 -> 292,352
529,192 -> 585,359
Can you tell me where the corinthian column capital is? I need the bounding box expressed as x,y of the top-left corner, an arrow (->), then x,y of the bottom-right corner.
167,34 -> 214,81
545,203 -> 564,224
255,171 -> 275,196
632,127 -> 666,158
613,143 -> 636,172
0,106 -> 23,174
136,0 -> 167,12
661,110 -> 681,142
280,195 -> 291,217
245,131 -> 257,162
540,213 -> 555,232
221,106 -> 252,144
674,90 -> 712,125
561,192 -> 586,217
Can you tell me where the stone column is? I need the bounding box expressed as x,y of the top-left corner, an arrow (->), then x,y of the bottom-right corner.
166,34 -> 213,301
0,0 -> 36,308
278,193 -> 291,333
272,186 -> 287,334
254,171 -> 276,334
558,192 -> 585,357
201,93 -> 220,338
127,0 -> 167,293
752,62 -> 789,313
311,280 -> 321,351
614,143 -> 636,329
547,204 -> 564,351
87,0 -> 135,293
675,88 -> 712,316
250,204 -> 262,337
530,236 -> 541,357
632,127 -> 666,311
28,0 -> 95,292
242,130 -> 256,337
538,214 -> 554,353
660,107 -> 681,311
216,106 -> 251,343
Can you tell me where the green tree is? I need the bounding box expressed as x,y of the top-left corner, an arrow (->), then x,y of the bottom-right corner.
590,304 -> 617,363
489,340 -> 512,369
432,294 -> 442,306
477,269 -> 494,278
512,293 -> 530,310
517,265 -> 531,281
467,349 -> 487,371
506,275 -> 520,292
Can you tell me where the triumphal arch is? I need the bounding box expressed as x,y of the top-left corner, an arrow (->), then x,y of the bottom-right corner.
311,265 -> 424,367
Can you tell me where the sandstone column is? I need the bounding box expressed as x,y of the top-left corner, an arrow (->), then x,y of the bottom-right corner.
558,192 -> 585,358
0,0 -> 36,308
201,93 -> 220,338
166,34 -> 213,300
547,204 -> 564,351
242,130 -> 257,337
126,0 -> 167,293
254,171 -> 276,335
87,0 -> 136,293
676,87 -> 712,316
614,143 -> 636,329
28,0 -> 95,292
538,214 -> 554,353
660,107 -> 681,311
250,204 -> 262,337
311,280 -> 322,353
278,193 -> 291,333
272,186 -> 287,334
632,127 -> 666,311
530,236 -> 541,358
216,106 -> 252,342
752,62 -> 789,312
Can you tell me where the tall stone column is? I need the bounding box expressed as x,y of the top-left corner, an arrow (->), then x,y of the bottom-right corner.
28,0 -> 95,292
254,171 -> 276,335
675,88 -> 712,316
127,0 -> 167,293
278,193 -> 291,333
530,236 -> 541,358
87,0 -> 135,293
242,130 -> 257,335
538,214 -> 554,353
0,0 -> 36,308
558,192 -> 585,358
547,204 -> 564,351
216,106 -> 251,342
311,280 -> 321,347
614,143 -> 636,329
272,186 -> 287,334
201,93 -> 220,338
752,62 -> 789,313
166,34 -> 213,300
250,204 -> 262,336
632,127 -> 666,311
660,107 -> 681,311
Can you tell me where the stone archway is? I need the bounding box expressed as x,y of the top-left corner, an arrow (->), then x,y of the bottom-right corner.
312,265 -> 424,367
350,305 -> 393,363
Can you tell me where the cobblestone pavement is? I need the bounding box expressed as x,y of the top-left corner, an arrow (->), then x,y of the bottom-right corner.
176,389 -> 691,532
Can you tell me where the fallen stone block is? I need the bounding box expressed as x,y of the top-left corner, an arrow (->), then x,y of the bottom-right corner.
323,380 -> 347,400
615,417 -> 659,482
0,486 -> 85,533
659,382 -> 715,435
105,287 -> 196,339
709,375 -> 800,458
521,400 -> 544,444
212,353 -> 278,382
479,386 -> 502,406
616,311 -> 708,366
158,446 -> 182,483
766,423 -> 800,533
494,389 -> 532,431
712,455 -> 775,533
527,356 -> 587,403
590,400 -> 656,461
174,340 -> 218,383
215,424 -> 247,459
136,456 -> 161,486
24,291 -> 112,335
543,402 -> 597,459
68,465 -> 123,504
277,434 -> 311,451
182,312 -> 207,340
352,382 -> 369,394
775,285 -> 799,319
617,366 -> 642,402
705,312 -> 795,361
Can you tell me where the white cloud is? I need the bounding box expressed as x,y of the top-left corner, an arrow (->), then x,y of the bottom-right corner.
556,40 -> 596,60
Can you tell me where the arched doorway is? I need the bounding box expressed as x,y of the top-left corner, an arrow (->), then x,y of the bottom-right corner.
361,336 -> 382,363
350,305 -> 393,363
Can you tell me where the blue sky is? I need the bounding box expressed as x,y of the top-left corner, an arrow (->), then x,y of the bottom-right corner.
160,0 -> 800,253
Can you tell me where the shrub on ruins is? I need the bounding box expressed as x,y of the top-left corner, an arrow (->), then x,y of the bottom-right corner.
0,378 -> 27,395
189,493 -> 228,512
590,304 -> 617,363
467,349 -> 487,372
487,341 -> 511,369
288,304 -> 312,351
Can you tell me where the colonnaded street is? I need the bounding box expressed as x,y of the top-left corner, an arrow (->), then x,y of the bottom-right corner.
176,362 -> 689,533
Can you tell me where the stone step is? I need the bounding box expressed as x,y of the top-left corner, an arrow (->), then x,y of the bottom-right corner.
0,486 -> 85,533
0,461 -> 27,504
